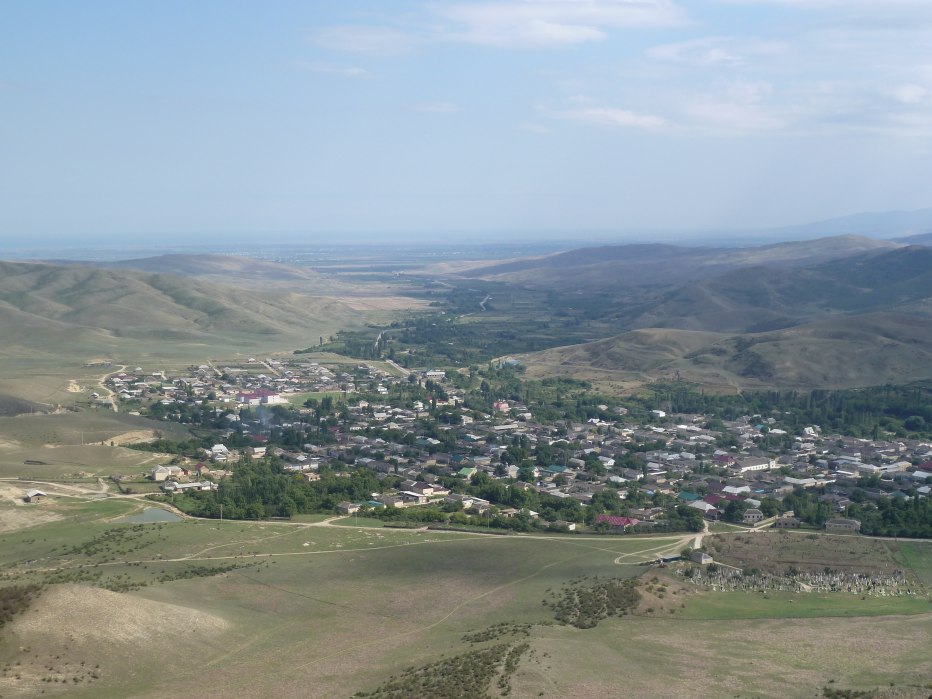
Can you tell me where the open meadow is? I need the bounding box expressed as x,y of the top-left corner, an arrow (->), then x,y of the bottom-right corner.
0,490 -> 929,698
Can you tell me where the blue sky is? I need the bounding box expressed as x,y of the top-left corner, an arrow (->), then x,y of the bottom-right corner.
2,0 -> 931,243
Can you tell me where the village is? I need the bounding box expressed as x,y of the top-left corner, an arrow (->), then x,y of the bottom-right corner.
102,355 -> 932,535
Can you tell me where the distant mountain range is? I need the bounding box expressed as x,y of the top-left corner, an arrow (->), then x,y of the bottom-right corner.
742,207 -> 932,244
453,235 -> 901,290
5,223 -> 932,392
631,246 -> 932,333
466,237 -> 932,390
47,253 -> 357,296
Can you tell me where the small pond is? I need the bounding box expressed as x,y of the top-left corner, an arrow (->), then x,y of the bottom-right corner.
117,507 -> 183,524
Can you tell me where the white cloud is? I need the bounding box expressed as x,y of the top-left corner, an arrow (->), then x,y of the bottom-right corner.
432,0 -> 686,48
412,101 -> 462,113
679,81 -> 789,132
311,25 -> 418,55
553,106 -> 666,129
712,0 -> 931,6
684,99 -> 785,131
647,37 -> 787,67
519,122 -> 551,134
302,1 -> 932,145
890,84 -> 928,104
294,61 -> 369,78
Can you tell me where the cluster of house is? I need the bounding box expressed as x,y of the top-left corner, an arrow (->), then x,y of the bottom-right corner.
658,428 -> 931,528
148,463 -> 223,493
228,399 -> 930,529
105,358 -> 412,410
111,354 -> 932,530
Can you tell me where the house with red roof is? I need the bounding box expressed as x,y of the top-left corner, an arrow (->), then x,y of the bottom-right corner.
595,514 -> 641,529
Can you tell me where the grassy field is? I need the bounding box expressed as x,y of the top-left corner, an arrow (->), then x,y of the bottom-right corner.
0,494 -> 929,699
284,390 -> 345,406
893,541 -> 932,587
676,588 -> 931,619
287,513 -> 336,523
518,612 -> 932,698
0,411 -> 192,449
332,515 -> 387,527
705,529 -> 904,575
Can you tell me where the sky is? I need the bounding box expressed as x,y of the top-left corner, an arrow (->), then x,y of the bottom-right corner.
2,0 -> 932,245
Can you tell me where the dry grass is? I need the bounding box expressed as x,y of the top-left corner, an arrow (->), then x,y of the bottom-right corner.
0,584 -> 230,697
0,487 -> 63,532
513,611 -> 932,699
106,429 -> 160,446
0,506 -> 925,698
13,584 -> 229,644
706,530 -> 902,576
632,572 -> 696,617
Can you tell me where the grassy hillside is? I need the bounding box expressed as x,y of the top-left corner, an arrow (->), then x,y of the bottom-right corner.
0,260 -> 383,361
0,496 -> 928,699
520,328 -> 729,384
101,253 -> 327,280
522,313 -> 932,391
456,235 -> 901,291
55,254 -> 425,303
0,260 -> 357,337
707,313 -> 932,389
513,245 -> 932,391
396,241 -> 932,391
78,253 -> 359,295
633,246 -> 932,333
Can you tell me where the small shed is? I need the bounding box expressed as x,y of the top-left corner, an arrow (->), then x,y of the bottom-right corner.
690,550 -> 713,565
24,489 -> 47,503
825,518 -> 861,533
772,516 -> 801,529
337,501 -> 360,515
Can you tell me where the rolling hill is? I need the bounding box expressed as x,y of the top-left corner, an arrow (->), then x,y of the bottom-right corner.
102,253 -> 328,279
52,253 -> 365,296
515,245 -> 932,390
759,206 -> 932,242
521,314 -> 932,391
453,235 -> 901,291
633,246 -> 932,333
0,260 -> 369,356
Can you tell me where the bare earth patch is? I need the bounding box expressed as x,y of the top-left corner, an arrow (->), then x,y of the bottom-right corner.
0,486 -> 63,531
0,585 -> 231,696
108,429 -> 160,446
66,380 -> 81,393
331,296 -> 428,311
0,437 -> 23,451
12,585 -> 230,645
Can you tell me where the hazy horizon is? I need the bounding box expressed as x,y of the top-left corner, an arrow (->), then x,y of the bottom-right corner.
3,202 -> 932,261
3,1 -> 932,243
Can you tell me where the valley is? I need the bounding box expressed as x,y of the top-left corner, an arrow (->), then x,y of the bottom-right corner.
2,233 -> 932,698
8,2 -> 932,694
